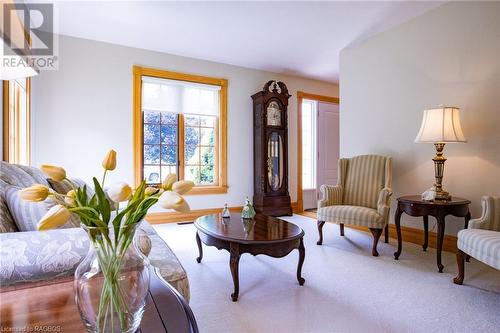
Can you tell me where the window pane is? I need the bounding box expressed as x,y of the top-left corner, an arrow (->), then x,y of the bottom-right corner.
185,127 -> 199,146
200,147 -> 215,165
161,166 -> 177,181
185,166 -> 200,183
161,145 -> 177,164
200,128 -> 215,146
161,112 -> 176,124
185,115 -> 199,127
200,165 -> 215,184
161,125 -> 177,145
185,146 -> 199,165
144,145 -> 160,164
144,165 -> 161,184
200,115 -> 216,127
144,124 -> 160,144
144,111 -> 160,124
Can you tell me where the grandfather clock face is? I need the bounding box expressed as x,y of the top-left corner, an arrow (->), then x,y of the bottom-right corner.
266,101 -> 282,126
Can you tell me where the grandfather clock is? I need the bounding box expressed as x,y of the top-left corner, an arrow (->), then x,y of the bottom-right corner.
252,80 -> 292,216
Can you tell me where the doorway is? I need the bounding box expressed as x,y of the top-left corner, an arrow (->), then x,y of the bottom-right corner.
297,92 -> 339,212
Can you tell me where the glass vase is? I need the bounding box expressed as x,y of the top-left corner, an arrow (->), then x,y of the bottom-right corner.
74,224 -> 150,333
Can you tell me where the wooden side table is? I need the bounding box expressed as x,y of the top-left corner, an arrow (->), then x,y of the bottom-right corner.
393,195 -> 471,273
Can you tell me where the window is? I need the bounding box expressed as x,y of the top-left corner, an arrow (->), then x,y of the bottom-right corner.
301,99 -> 316,190
2,78 -> 31,165
133,66 -> 227,194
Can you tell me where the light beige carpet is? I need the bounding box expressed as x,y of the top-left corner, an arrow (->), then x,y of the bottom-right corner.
154,214 -> 500,333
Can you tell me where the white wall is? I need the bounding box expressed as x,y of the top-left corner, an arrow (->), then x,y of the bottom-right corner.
340,2 -> 500,235
31,35 -> 338,210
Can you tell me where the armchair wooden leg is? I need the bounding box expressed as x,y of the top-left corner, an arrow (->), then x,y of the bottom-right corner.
340,223 -> 345,236
369,228 -> 383,257
384,224 -> 389,243
453,250 -> 466,285
317,221 -> 325,245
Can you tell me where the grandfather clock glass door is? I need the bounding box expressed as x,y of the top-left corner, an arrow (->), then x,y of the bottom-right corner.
252,81 -> 292,216
267,132 -> 283,191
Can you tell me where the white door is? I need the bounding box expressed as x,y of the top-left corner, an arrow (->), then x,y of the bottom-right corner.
316,102 -> 339,196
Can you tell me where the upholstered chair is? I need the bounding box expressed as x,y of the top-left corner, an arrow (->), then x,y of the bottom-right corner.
316,155 -> 392,256
454,196 -> 500,285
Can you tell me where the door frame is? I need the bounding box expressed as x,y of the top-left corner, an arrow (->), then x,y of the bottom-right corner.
297,91 -> 339,213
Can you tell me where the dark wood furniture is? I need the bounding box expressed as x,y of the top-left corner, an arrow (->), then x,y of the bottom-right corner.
194,213 -> 305,301
252,80 -> 292,216
394,195 -> 471,272
0,267 -> 198,333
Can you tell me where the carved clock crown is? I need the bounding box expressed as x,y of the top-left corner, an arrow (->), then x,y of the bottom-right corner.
262,80 -> 291,99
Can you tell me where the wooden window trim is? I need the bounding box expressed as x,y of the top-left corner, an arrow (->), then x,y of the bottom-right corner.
133,66 -> 228,195
2,78 -> 31,164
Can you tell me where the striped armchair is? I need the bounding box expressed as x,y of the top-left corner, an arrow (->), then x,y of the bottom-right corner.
454,196 -> 500,285
317,155 -> 392,256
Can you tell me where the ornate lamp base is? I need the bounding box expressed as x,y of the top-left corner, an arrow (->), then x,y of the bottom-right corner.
434,190 -> 451,201
432,143 -> 451,201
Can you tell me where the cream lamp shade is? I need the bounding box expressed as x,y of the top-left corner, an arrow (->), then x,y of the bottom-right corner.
415,107 -> 466,143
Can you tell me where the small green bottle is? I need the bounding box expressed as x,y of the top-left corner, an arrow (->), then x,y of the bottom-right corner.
241,197 -> 256,219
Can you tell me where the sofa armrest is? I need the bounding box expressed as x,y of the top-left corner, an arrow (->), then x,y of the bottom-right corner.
377,187 -> 393,221
468,196 -> 500,231
318,185 -> 343,209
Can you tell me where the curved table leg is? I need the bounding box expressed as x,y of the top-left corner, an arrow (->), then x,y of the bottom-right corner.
297,237 -> 305,285
317,221 -> 325,245
229,243 -> 241,302
394,206 -> 403,260
196,232 -> 203,263
436,216 -> 446,273
423,215 -> 429,251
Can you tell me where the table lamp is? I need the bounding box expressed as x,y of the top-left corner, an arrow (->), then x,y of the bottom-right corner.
415,106 -> 466,201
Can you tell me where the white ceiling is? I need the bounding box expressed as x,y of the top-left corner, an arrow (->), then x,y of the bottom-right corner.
52,1 -> 443,83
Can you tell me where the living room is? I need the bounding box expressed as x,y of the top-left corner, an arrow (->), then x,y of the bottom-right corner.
1,1 -> 499,332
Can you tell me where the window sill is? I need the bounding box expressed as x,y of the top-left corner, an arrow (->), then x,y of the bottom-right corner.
186,185 -> 228,195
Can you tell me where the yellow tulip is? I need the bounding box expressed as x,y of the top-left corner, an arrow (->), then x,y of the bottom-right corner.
158,191 -> 190,213
107,182 -> 132,202
145,186 -> 159,196
161,173 -> 177,190
37,205 -> 71,230
65,189 -> 76,206
102,149 -> 117,171
172,180 -> 194,195
19,184 -> 50,202
40,164 -> 66,182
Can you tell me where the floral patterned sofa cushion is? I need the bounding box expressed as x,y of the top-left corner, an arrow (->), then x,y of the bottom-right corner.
0,228 -> 89,286
1,227 -> 150,287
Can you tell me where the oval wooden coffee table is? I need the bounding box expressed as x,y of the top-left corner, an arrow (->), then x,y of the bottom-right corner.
194,213 -> 305,301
